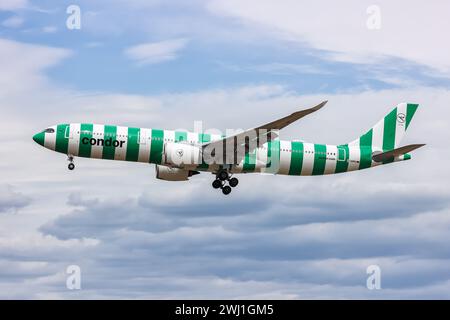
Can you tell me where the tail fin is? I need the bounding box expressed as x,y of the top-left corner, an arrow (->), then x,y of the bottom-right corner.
349,102 -> 419,151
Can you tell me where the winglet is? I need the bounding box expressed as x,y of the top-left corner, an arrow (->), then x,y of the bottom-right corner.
258,100 -> 328,131
295,100 -> 327,115
312,100 -> 328,111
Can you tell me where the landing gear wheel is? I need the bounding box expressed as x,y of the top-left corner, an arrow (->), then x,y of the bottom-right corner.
67,155 -> 75,171
229,177 -> 239,188
222,185 -> 232,195
218,170 -> 229,181
212,179 -> 222,189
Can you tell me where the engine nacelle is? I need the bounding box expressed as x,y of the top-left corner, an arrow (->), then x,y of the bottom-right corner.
155,165 -> 199,181
164,142 -> 202,168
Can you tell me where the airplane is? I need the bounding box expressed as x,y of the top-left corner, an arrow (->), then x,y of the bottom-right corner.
32,101 -> 424,195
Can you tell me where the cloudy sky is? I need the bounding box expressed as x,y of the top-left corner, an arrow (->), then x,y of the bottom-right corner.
1,0 -> 450,299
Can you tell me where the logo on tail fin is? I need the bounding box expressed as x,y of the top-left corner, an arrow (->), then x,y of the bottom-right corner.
348,102 -> 419,151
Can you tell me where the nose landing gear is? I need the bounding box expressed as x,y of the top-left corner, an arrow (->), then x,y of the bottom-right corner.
67,155 -> 75,170
212,170 -> 238,195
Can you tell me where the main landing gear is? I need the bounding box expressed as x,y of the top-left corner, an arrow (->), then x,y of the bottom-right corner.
67,155 -> 75,171
212,170 -> 239,195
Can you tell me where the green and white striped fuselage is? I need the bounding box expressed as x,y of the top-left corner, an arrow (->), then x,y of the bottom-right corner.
34,123 -> 408,176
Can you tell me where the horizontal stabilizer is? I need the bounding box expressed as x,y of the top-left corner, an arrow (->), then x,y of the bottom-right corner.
372,144 -> 425,162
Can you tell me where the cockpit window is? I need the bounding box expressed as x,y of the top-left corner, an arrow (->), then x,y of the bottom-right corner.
44,128 -> 55,133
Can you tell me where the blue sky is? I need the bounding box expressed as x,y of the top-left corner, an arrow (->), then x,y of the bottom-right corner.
2,0 -> 449,95
1,0 -> 450,299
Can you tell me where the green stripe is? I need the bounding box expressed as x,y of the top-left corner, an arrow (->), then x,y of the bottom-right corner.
360,128 -> 373,146
198,133 -> 210,143
406,103 -> 418,130
312,144 -> 327,175
175,131 -> 187,142
198,133 -> 211,169
359,146 -> 372,169
150,129 -> 164,164
288,141 -> 303,175
78,123 -> 93,158
243,151 -> 256,172
382,108 -> 397,151
335,145 -> 349,173
359,129 -> 373,169
102,125 -> 117,160
126,127 -> 140,162
266,141 -> 271,168
33,132 -> 45,146
55,124 -> 69,154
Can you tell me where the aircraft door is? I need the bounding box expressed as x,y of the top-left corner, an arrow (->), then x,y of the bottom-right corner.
65,125 -> 76,139
338,147 -> 347,161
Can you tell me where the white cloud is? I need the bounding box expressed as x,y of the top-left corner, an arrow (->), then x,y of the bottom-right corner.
0,0 -> 28,11
208,0 -> 450,76
219,62 -> 330,75
124,38 -> 189,65
42,26 -> 57,33
84,42 -> 103,48
0,38 -> 71,97
0,185 -> 30,213
2,37 -> 450,298
2,16 -> 24,28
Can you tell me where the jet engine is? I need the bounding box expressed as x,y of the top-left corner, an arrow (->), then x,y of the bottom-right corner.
155,165 -> 199,181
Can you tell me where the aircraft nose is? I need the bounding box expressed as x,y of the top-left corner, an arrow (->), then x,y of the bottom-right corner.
33,132 -> 45,146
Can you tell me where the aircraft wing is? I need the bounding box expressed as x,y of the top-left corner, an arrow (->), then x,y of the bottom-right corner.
201,101 -> 327,165
252,100 -> 328,131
